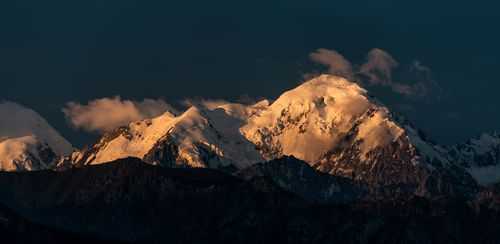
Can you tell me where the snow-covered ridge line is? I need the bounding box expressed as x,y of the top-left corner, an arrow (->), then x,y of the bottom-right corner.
69,102 -> 267,170
242,75 -> 416,163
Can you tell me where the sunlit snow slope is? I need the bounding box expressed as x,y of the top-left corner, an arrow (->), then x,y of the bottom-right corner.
71,105 -> 265,170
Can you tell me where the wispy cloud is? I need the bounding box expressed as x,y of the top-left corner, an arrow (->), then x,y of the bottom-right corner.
309,48 -> 442,99
359,48 -> 399,86
309,48 -> 353,80
63,97 -> 176,133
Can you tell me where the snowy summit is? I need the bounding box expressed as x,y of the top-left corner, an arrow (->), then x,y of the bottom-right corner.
0,102 -> 72,171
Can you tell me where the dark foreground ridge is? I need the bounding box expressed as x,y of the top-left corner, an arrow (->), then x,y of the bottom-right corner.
1,157 -> 500,243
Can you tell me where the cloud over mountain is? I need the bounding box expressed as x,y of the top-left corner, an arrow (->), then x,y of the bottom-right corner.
63,97 -> 176,133
309,49 -> 353,80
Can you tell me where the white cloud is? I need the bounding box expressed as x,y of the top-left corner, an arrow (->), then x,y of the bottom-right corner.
63,97 -> 175,133
309,48 -> 353,80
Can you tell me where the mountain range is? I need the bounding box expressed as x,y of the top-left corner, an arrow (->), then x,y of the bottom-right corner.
2,74 -> 500,242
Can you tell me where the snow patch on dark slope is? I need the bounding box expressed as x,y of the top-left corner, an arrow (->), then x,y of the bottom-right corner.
448,132 -> 500,185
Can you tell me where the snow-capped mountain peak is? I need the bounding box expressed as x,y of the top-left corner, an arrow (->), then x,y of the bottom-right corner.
240,75 -> 475,196
0,102 -> 72,171
71,104 -> 263,170
0,136 -> 56,171
241,74 -> 407,163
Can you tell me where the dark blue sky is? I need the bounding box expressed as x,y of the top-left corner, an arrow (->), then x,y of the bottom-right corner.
1,0 -> 499,146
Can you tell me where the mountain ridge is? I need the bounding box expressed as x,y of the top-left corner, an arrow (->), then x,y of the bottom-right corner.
3,75 -> 499,197
53,74 -> 482,197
